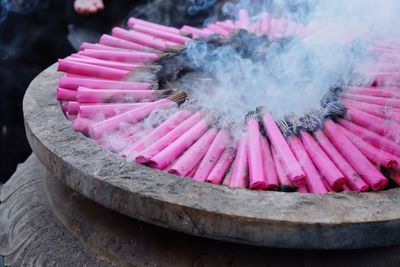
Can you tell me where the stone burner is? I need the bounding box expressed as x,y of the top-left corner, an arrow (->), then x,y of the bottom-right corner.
20,10 -> 400,249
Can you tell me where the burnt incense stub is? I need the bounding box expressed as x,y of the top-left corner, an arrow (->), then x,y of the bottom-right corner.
24,64 -> 400,249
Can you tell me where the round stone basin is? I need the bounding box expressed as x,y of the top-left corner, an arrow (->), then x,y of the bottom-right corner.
24,64 -> 400,249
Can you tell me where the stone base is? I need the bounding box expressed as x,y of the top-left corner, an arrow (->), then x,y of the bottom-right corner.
2,155 -> 400,267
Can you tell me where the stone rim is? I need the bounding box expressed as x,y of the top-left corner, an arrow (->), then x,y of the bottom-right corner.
23,64 -> 400,249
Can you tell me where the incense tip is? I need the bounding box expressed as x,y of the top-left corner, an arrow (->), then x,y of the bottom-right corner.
167,91 -> 187,104
276,120 -> 293,138
255,106 -> 268,117
180,31 -> 193,38
245,110 -> 257,122
166,44 -> 186,53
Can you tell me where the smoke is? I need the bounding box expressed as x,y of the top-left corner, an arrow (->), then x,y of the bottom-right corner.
181,0 -> 400,122
0,0 -> 39,23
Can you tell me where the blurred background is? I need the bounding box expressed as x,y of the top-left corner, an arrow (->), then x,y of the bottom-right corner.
0,0 -> 221,183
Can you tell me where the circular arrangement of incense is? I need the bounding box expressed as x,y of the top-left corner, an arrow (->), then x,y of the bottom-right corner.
56,10 -> 400,194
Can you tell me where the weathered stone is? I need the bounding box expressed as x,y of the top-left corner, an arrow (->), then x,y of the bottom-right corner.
3,155 -> 400,267
0,155 -> 108,266
23,64 -> 400,249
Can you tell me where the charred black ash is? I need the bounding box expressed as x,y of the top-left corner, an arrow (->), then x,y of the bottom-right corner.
155,30 -> 292,87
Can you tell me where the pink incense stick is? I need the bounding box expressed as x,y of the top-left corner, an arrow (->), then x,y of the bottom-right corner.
300,131 -> 346,191
342,184 -> 352,192
323,119 -> 388,191
58,59 -> 129,80
342,93 -> 400,109
67,55 -> 139,71
89,99 -> 175,139
79,49 -> 159,64
120,109 -> 193,157
342,99 -> 400,125
111,128 -> 152,153
236,9 -> 249,30
260,137 -> 279,190
193,129 -> 231,182
389,171 -> 400,186
169,128 -> 218,177
67,101 -> 79,115
80,42 -> 125,51
76,87 -> 158,103
57,88 -> 77,102
181,25 -> 213,39
260,111 -> 306,187
147,118 -> 211,170
216,20 -> 236,32
131,24 -> 190,44
127,17 -> 181,35
59,76 -> 151,91
135,112 -> 202,163
72,117 -> 95,134
258,12 -> 271,36
271,146 -> 295,192
247,116 -> 268,190
337,124 -> 398,169
112,27 -> 169,51
347,86 -> 400,98
346,107 -> 400,142
206,146 -> 236,185
78,103 -> 146,119
288,135 -> 328,194
207,24 -> 230,37
96,123 -> 144,149
338,119 -> 400,157
314,130 -> 370,192
297,186 -> 309,193
229,134 -> 248,188
100,34 -> 156,52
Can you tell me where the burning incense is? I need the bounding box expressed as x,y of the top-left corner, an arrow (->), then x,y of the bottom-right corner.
193,125 -> 232,182
78,103 -> 146,119
277,119 -> 328,194
314,130 -> 370,192
323,119 -> 388,191
89,92 -> 186,139
205,146 -> 236,185
79,49 -> 160,63
169,128 -> 218,176
75,88 -> 167,103
346,107 -> 400,142
120,109 -> 193,157
338,119 -> 400,157
135,111 -> 203,163
271,146 -> 296,192
260,137 -> 279,190
300,130 -> 346,192
58,59 -> 130,80
246,112 -> 268,190
67,55 -> 139,71
257,107 -> 306,187
337,124 -> 399,169
147,113 -> 215,170
59,76 -> 152,90
229,133 -> 249,188
99,34 -> 157,52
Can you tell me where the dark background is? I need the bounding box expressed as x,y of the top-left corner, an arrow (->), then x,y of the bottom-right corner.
0,0 -> 220,183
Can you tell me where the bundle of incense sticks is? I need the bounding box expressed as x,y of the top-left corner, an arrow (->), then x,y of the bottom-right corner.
56,12 -> 400,194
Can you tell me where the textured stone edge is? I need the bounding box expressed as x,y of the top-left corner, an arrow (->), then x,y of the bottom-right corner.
22,64 -> 400,249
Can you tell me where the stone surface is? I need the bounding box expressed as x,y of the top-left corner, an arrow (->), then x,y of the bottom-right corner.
23,64 -> 400,249
0,155 -> 109,266
3,155 -> 400,267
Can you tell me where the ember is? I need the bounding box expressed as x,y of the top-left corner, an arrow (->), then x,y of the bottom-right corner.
56,7 -> 400,194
